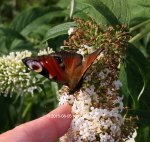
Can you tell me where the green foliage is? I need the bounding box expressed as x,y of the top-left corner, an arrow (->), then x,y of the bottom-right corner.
43,22 -> 75,41
0,0 -> 150,141
76,0 -> 124,25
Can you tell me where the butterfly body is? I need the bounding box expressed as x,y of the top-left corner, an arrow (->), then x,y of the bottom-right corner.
22,48 -> 103,93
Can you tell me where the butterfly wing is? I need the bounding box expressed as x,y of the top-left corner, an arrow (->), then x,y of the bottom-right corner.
22,51 -> 83,87
37,55 -> 68,85
68,48 -> 104,91
22,48 -> 103,93
82,48 -> 104,74
54,51 -> 83,76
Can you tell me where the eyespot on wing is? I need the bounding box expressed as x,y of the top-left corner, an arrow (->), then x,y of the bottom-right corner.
22,58 -> 43,73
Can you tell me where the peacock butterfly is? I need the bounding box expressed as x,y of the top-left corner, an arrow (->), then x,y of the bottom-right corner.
22,48 -> 103,93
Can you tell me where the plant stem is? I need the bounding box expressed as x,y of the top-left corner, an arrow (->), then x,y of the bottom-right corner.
129,19 -> 150,32
51,82 -> 59,107
129,26 -> 150,43
70,0 -> 75,19
22,103 -> 32,118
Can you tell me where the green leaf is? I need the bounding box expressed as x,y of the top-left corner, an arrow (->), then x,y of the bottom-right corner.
56,0 -> 70,8
127,44 -> 150,99
120,57 -> 143,107
2,7 -> 67,52
21,11 -> 66,36
76,0 -> 150,27
144,32 -> 150,55
47,35 -> 68,51
128,0 -> 150,27
76,0 -> 130,25
119,63 -> 132,106
0,27 -> 28,55
43,22 -> 75,42
0,27 -> 25,40
75,1 -> 103,23
10,7 -> 66,36
10,39 -> 36,53
0,27 -> 37,54
120,44 -> 150,105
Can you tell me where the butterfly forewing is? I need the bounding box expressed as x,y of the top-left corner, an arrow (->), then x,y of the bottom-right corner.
55,51 -> 83,76
22,55 -> 68,85
82,48 -> 104,74
68,48 -> 104,91
40,56 -> 69,84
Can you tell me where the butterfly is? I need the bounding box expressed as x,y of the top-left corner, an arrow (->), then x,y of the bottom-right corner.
22,48 -> 103,93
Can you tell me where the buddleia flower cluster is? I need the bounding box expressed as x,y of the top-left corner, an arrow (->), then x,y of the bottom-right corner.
59,19 -> 137,142
0,48 -> 53,97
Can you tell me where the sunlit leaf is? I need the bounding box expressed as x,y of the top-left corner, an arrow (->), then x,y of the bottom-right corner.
43,22 -> 75,42
76,0 -> 129,25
